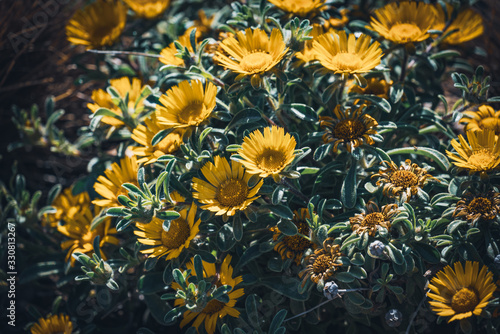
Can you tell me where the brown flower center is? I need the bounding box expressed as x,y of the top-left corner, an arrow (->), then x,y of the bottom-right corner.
388,23 -> 423,42
467,149 -> 496,169
178,102 -> 207,125
202,299 -> 225,315
468,197 -> 493,214
333,119 -> 366,140
479,117 -> 500,135
216,179 -> 249,208
240,52 -> 273,72
451,287 -> 479,314
330,52 -> 363,72
361,212 -> 385,227
255,149 -> 287,173
160,218 -> 190,249
312,253 -> 333,274
389,170 -> 418,188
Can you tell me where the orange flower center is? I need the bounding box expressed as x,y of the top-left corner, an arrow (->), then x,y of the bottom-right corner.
283,222 -> 313,252
388,23 -> 423,42
333,119 -> 366,140
468,197 -> 493,214
255,149 -> 287,173
361,212 -> 385,227
161,218 -> 190,249
240,52 -> 273,72
178,102 -> 207,125
451,287 -> 479,313
389,170 -> 418,188
216,179 -> 249,207
467,149 -> 496,169
202,299 -> 225,315
330,52 -> 363,72
312,253 -> 333,274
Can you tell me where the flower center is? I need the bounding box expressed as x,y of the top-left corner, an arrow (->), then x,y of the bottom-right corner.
467,149 -> 496,169
81,230 -> 97,244
178,102 -> 206,125
333,119 -> 366,140
216,179 -> 249,207
255,149 -> 287,172
160,218 -> 190,249
479,117 -> 500,135
468,197 -> 493,214
389,23 -> 423,42
330,52 -> 363,72
312,253 -> 333,274
202,299 -> 225,315
240,52 -> 273,72
156,131 -> 182,153
389,170 -> 418,188
361,212 -> 385,227
451,288 -> 479,314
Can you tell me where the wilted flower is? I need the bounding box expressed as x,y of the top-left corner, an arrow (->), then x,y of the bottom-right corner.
349,202 -> 398,237
299,238 -> 343,286
453,191 -> 500,224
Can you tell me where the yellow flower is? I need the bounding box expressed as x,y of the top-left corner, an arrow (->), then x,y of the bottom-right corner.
369,2 -> 437,44
313,31 -> 383,75
93,155 -> 139,208
428,261 -> 496,322
453,191 -> 500,224
296,24 -> 336,64
460,105 -> 500,137
271,208 -> 314,265
173,255 -> 244,334
434,4 -> 483,45
446,129 -> 500,175
123,0 -> 170,19
372,159 -> 436,202
87,77 -> 148,128
348,77 -> 392,99
267,0 -> 326,17
323,8 -> 349,29
66,0 -> 126,49
237,126 -> 297,180
160,34 -> 195,67
214,28 -> 288,87
58,207 -> 119,264
320,105 -> 379,153
192,156 -> 263,217
299,238 -> 342,286
134,203 -> 200,260
43,188 -> 90,228
156,80 -> 217,129
349,203 -> 398,237
130,115 -> 185,165
30,314 -> 73,334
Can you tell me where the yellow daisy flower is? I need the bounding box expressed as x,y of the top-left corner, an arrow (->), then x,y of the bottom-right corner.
192,156 -> 263,217
296,24 -> 336,64
453,191 -> 500,224
87,77 -> 148,128
267,0 -> 326,17
299,238 -> 342,286
372,159 -> 436,202
312,31 -> 383,75
123,0 -> 170,19
30,314 -> 73,334
320,105 -> 379,153
237,126 -> 297,180
213,28 -> 288,87
434,4 -> 483,45
155,80 -> 217,129
58,207 -> 119,264
173,255 -> 244,334
428,261 -> 496,322
446,129 -> 500,175
460,105 -> 500,137
160,34 -> 195,67
43,187 -> 90,228
130,115 -> 185,165
134,203 -> 200,260
369,1 -> 437,44
348,77 -> 392,99
271,208 -> 314,265
66,0 -> 127,49
349,203 -> 398,237
93,155 -> 139,208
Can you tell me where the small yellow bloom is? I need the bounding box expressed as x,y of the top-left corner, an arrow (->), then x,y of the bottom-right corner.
160,34 -> 195,67
130,115 -> 185,165
323,8 -> 349,29
134,203 -> 201,260
87,77 -> 148,128
369,2 -> 437,44
173,255 -> 244,334
66,0 -> 126,49
348,77 -> 392,99
313,31 -> 383,75
43,187 -> 90,228
30,314 -> 73,334
434,4 -> 483,45
123,0 -> 170,19
268,0 -> 326,17
446,129 -> 500,175
192,156 -> 263,217
296,24 -> 336,64
155,80 -> 217,129
93,155 -> 139,208
460,105 -> 500,137
428,261 -> 496,322
238,125 -> 297,180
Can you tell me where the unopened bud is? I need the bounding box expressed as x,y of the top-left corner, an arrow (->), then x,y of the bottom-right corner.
385,309 -> 402,327
368,240 -> 386,258
323,281 -> 339,300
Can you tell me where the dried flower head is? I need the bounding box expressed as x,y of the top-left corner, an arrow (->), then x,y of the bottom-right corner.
349,202 -> 398,237
299,238 -> 343,286
453,191 -> 500,224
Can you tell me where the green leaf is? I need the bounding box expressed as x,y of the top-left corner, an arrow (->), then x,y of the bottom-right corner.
412,242 -> 440,264
225,108 -> 261,132
217,223 -> 236,252
429,50 -> 461,59
269,309 -> 288,334
277,219 -> 298,236
341,161 -> 357,209
259,277 -> 308,301
348,266 -> 367,279
387,147 -> 450,171
143,294 -> 172,326
19,261 -> 64,284
385,244 -> 404,265
137,272 -> 167,294
335,272 -> 355,283
246,294 -> 261,330
350,95 -> 391,113
156,210 -> 181,220
236,244 -> 263,271
89,108 -> 123,130
313,143 -> 332,161
282,103 -> 318,122
263,204 -> 294,220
